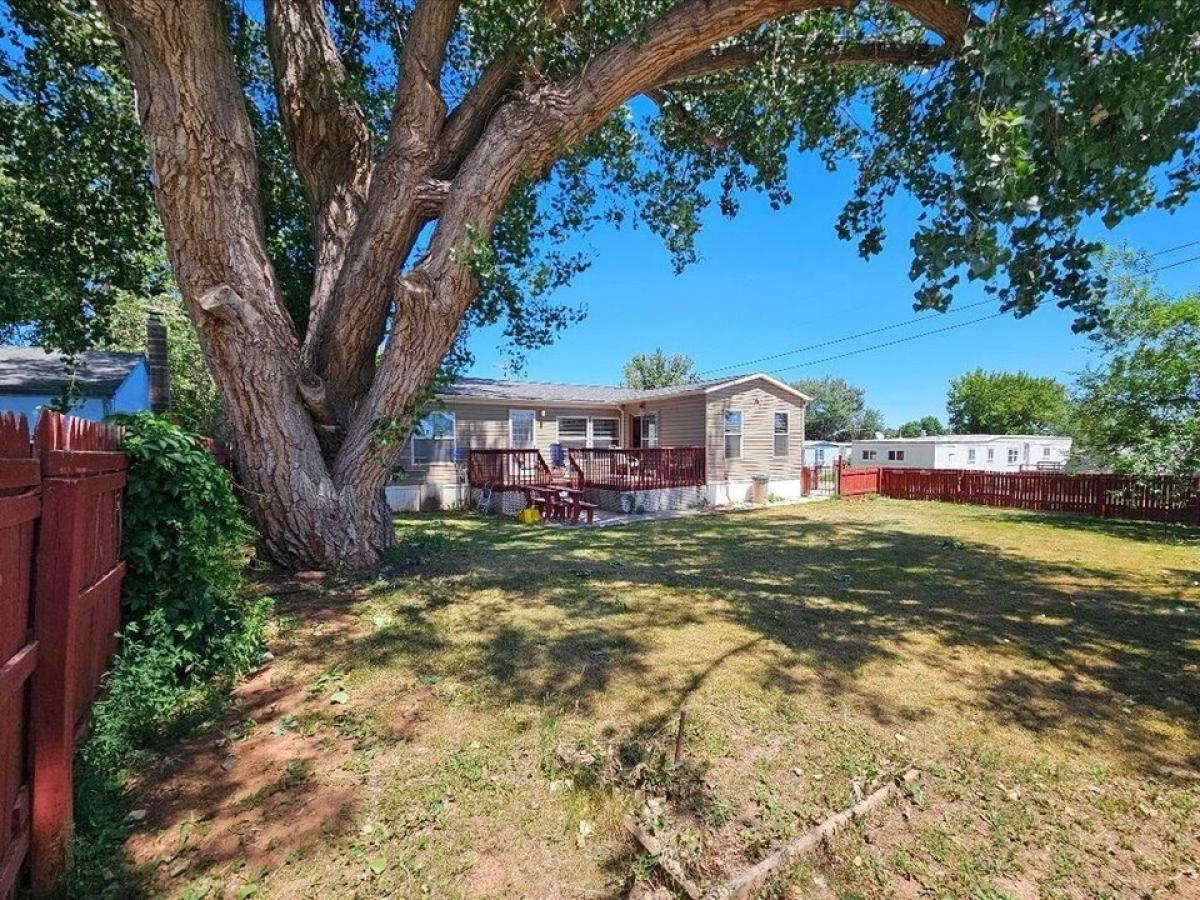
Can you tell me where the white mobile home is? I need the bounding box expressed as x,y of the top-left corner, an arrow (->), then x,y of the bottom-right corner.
850,434 -> 1073,471
803,440 -> 851,466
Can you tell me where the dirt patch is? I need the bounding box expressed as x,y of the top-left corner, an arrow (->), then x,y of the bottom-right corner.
121,588 -> 429,897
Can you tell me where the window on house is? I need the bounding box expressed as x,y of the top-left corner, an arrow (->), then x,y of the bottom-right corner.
816,447 -> 826,464
509,409 -> 535,448
1043,446 -> 1051,457
639,413 -> 659,448
968,448 -> 976,463
861,449 -> 877,461
888,449 -> 905,461
774,412 -> 789,456
986,448 -> 995,462
1008,447 -> 1019,464
412,410 -> 455,464
592,418 -> 620,448
724,410 -> 743,458
557,417 -> 588,448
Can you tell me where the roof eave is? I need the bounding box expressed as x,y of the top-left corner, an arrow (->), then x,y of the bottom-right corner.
701,373 -> 811,403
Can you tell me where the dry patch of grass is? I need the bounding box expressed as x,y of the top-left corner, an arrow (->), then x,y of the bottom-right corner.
119,499 -> 1199,898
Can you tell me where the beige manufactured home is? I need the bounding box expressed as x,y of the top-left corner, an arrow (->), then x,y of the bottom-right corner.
387,372 -> 810,512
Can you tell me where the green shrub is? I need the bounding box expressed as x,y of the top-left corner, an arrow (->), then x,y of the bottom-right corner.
117,413 -> 261,678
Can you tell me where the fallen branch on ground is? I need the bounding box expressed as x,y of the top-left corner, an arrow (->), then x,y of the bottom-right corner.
701,769 -> 920,899
624,814 -> 703,900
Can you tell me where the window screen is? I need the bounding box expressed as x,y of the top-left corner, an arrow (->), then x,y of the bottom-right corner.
412,410 -> 455,463
592,418 -> 619,448
558,417 -> 588,447
724,410 -> 742,459
509,410 -> 535,447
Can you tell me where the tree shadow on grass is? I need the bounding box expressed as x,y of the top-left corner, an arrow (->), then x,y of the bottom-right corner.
361,509 -> 1200,779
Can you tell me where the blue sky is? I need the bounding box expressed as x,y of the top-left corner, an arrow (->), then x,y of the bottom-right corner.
464,152 -> 1200,426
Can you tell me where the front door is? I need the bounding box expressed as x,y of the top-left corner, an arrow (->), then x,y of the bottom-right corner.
629,415 -> 643,448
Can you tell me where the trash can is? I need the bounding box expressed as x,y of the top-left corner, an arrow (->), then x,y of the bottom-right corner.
751,474 -> 770,504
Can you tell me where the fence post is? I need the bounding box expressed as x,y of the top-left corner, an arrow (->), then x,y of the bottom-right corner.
28,449 -> 86,889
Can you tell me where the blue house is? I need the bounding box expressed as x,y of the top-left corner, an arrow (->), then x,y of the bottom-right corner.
0,347 -> 152,422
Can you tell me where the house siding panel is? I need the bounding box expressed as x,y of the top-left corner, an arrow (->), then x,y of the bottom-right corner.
638,393 -> 706,447
704,383 -> 806,483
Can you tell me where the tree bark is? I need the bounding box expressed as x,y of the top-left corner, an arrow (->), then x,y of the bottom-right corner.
99,0 -> 393,569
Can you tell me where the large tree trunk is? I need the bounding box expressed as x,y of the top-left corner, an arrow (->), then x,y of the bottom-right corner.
99,0 -> 396,570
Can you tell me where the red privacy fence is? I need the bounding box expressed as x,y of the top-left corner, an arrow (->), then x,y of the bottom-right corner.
0,411 -> 127,895
878,468 -> 1200,525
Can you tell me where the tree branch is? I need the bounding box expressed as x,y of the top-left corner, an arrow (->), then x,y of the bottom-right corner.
97,0 -> 339,537
391,0 -> 461,142
264,0 -> 372,325
302,0 -> 461,413
436,0 -> 583,178
887,0 -> 978,48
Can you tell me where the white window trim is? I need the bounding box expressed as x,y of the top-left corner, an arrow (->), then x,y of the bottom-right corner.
411,410 -> 457,465
773,409 -> 789,457
724,409 -> 743,459
968,448 -> 977,463
508,409 -> 536,448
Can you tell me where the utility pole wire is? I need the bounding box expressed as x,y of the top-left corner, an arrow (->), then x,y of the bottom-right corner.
700,298 -> 996,375
770,312 -> 1006,374
1149,239 -> 1200,257
1148,253 -> 1200,274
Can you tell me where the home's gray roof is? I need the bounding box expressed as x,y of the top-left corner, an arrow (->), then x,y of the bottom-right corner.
0,346 -> 145,397
439,373 -> 808,405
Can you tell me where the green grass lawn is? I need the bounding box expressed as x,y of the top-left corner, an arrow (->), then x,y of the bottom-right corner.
118,499 -> 1199,899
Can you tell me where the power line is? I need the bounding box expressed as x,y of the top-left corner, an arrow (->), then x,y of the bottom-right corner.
770,312 -> 1005,374
1149,253 -> 1200,274
1149,239 -> 1200,257
699,297 -> 996,375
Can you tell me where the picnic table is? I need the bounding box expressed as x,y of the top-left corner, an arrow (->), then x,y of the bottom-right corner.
521,485 -> 597,525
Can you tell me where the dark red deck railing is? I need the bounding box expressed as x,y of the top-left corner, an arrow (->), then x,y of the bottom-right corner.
568,446 -> 706,492
466,448 -> 553,490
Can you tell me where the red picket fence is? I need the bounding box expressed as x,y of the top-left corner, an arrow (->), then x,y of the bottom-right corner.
879,468 -> 1200,525
0,411 -> 127,895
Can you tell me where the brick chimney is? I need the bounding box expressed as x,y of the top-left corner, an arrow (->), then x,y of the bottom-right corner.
146,313 -> 171,413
